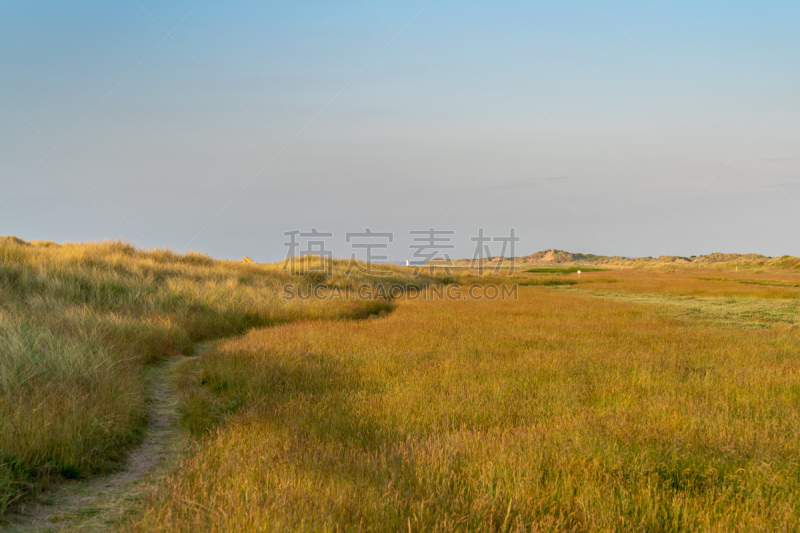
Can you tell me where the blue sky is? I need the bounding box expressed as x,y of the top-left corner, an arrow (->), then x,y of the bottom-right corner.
1,1 -> 799,261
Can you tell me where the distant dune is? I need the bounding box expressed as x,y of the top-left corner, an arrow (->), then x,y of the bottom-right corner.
432,248 -> 800,270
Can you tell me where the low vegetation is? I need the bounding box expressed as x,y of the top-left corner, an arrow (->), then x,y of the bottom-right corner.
0,237 -> 430,514
524,266 -> 606,274
556,269 -> 800,300
4,237 -> 800,531
128,277 -> 800,531
697,276 -> 800,289
574,290 -> 800,329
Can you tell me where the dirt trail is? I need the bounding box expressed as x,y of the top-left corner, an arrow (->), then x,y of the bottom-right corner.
5,355 -> 193,532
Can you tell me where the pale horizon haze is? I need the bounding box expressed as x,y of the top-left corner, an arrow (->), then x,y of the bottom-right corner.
1,1 -> 798,262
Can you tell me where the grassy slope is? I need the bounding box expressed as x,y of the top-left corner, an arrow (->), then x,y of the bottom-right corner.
0,237 -> 431,513
128,277 -> 800,531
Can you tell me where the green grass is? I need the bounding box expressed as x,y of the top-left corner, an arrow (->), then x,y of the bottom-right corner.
570,290 -> 800,329
525,266 -> 606,274
698,276 -> 800,288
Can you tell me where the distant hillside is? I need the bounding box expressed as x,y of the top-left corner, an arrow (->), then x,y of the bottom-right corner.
433,249 -> 800,270
515,249 -> 625,264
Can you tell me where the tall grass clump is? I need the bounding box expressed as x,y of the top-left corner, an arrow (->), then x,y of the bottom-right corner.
0,237 -> 432,513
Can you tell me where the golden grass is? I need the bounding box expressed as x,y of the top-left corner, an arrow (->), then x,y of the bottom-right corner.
6,238 -> 800,530
127,284 -> 800,531
0,238 -> 430,513
557,269 -> 800,299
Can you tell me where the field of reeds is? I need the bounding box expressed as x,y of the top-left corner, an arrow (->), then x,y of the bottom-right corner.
0,237 -> 429,515
3,237 -> 800,531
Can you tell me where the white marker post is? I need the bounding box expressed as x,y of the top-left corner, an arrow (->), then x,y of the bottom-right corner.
577,270 -> 581,277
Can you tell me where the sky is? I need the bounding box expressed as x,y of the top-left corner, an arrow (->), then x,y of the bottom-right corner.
1,0 -> 799,262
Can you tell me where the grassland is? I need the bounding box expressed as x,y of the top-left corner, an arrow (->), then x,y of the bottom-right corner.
0,237 -> 430,515
524,266 -> 606,274
126,269 -> 800,531
4,238 -> 800,531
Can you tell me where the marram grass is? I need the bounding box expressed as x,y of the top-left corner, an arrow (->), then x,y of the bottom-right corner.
0,237 -> 428,513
